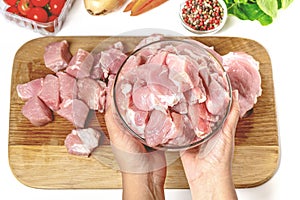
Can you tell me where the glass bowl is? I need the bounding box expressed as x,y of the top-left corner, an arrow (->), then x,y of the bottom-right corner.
179,0 -> 228,35
0,0 -> 74,35
113,39 -> 232,151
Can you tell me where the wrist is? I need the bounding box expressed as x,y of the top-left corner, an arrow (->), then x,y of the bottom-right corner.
122,172 -> 165,200
189,170 -> 237,200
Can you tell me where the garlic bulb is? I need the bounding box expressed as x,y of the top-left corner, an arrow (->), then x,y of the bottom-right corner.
84,0 -> 125,15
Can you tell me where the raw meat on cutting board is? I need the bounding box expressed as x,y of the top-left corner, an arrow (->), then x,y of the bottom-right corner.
222,52 -> 262,117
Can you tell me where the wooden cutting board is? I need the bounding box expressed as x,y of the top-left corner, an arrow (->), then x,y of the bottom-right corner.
9,36 -> 279,189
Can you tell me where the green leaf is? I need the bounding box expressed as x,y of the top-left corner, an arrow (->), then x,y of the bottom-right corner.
281,0 -> 293,9
228,4 -> 249,20
224,0 -> 281,25
257,0 -> 278,18
228,3 -> 267,21
257,13 -> 273,25
234,0 -> 248,3
277,0 -> 282,9
239,3 -> 265,21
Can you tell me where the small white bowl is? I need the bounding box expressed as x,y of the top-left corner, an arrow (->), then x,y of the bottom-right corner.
179,0 -> 228,35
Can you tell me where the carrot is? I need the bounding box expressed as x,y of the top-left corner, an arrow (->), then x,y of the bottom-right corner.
131,0 -> 168,16
123,0 -> 137,12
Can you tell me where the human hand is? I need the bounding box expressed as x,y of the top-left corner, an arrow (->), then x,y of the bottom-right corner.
104,103 -> 166,200
180,90 -> 240,200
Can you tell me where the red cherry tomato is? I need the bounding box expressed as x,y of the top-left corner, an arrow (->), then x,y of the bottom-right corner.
49,0 -> 65,16
6,6 -> 20,15
48,15 -> 58,22
17,0 -> 33,16
4,0 -> 18,6
31,0 -> 50,7
27,7 -> 48,23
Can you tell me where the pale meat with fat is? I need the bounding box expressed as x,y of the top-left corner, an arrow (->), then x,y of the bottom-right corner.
56,99 -> 89,128
100,48 -> 127,77
38,74 -> 60,111
66,48 -> 94,79
64,128 -> 101,156
144,110 -> 174,147
77,77 -> 106,113
56,71 -> 78,101
43,40 -> 72,73
21,96 -> 53,126
222,52 -> 262,117
16,78 -> 43,101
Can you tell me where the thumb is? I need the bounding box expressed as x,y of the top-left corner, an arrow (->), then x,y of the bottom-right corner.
222,89 -> 240,141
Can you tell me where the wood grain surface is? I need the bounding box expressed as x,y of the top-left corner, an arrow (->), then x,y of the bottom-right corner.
8,36 -> 279,189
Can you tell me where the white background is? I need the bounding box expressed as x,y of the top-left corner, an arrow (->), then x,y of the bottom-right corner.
1,0 -> 300,199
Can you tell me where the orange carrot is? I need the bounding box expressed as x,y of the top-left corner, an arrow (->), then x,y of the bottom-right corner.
131,0 -> 168,16
123,0 -> 138,12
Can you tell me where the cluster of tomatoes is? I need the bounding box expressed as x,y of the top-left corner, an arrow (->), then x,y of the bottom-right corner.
4,0 -> 66,23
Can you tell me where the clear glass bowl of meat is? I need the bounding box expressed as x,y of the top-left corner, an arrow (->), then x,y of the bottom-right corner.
113,39 -> 232,151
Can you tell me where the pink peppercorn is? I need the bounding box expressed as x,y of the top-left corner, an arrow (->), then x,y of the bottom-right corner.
181,0 -> 224,32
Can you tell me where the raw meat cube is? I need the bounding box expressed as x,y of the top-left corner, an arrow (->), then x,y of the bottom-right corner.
166,53 -> 200,92
144,110 -> 173,147
56,99 -> 89,128
188,103 -> 212,137
64,128 -> 101,156
100,48 -> 127,77
21,96 -> 53,126
90,52 -> 105,80
43,40 -> 72,73
77,77 -> 106,112
147,50 -> 168,65
38,74 -> 60,111
125,102 -> 149,137
16,78 -> 43,101
57,71 -> 78,101
66,49 -> 94,79
165,113 -> 195,145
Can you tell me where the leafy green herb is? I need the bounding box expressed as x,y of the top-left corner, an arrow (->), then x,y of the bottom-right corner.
281,0 -> 293,8
224,0 -> 294,25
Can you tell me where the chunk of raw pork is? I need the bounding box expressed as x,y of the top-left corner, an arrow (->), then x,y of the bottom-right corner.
21,96 -> 53,126
77,77 -> 106,113
16,78 -> 43,101
100,48 -> 127,77
38,74 -> 60,111
64,128 -> 101,156
166,53 -> 200,92
90,52 -> 105,80
205,75 -> 230,116
66,49 -> 94,79
56,99 -> 89,128
166,113 -> 196,146
125,102 -> 149,136
56,72 -> 78,101
144,110 -> 174,147
43,40 -> 72,73
188,103 -> 212,137
222,52 -> 262,117
131,64 -> 180,111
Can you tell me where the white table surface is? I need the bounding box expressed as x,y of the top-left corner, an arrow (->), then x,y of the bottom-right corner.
1,0 -> 300,199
